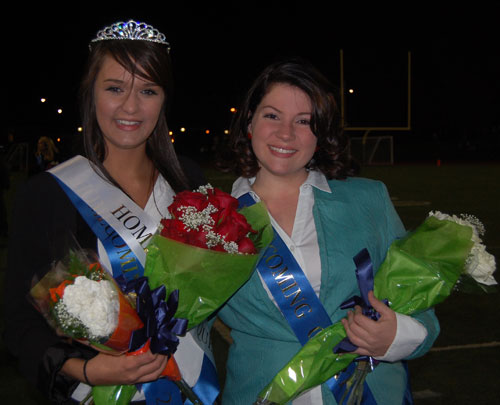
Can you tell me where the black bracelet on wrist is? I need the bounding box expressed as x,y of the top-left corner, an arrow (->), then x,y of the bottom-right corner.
83,359 -> 94,386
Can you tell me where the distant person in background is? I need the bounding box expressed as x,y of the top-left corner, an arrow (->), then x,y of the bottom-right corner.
6,132 -> 16,155
34,136 -> 60,171
216,58 -> 440,404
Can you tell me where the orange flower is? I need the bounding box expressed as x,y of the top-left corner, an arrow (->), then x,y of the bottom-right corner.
49,279 -> 72,302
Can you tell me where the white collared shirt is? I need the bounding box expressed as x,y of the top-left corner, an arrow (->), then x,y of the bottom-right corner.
231,171 -> 427,404
232,171 -> 329,404
232,170 -> 330,298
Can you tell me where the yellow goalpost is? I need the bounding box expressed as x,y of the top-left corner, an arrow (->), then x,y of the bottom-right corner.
340,49 -> 412,164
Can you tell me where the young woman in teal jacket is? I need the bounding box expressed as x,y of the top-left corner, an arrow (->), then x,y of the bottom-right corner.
216,58 -> 439,404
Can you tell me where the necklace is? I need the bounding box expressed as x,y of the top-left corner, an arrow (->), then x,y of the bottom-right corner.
149,165 -> 166,219
152,180 -> 165,219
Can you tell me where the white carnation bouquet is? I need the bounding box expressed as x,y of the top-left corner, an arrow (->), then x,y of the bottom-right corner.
30,249 -> 144,354
29,248 -> 186,405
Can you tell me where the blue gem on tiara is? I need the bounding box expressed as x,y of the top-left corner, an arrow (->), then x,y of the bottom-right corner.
91,20 -> 170,51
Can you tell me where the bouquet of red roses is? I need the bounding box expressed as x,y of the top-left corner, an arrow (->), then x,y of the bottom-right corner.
145,184 -> 273,328
160,184 -> 259,254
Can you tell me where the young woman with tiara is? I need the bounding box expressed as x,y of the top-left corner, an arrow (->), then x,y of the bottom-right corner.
4,20 -> 217,404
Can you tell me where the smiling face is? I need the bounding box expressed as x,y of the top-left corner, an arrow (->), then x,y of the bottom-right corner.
94,54 -> 165,154
249,83 -> 317,183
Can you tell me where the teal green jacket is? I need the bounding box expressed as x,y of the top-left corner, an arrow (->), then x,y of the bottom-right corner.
218,177 -> 440,404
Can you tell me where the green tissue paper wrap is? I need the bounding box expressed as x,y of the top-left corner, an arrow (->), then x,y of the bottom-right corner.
257,216 -> 476,404
144,201 -> 273,329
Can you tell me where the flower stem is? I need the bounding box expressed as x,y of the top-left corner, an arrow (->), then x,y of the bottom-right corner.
343,361 -> 370,405
174,378 -> 203,404
79,389 -> 94,405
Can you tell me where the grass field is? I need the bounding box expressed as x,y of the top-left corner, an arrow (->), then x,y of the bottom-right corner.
1,162 -> 499,404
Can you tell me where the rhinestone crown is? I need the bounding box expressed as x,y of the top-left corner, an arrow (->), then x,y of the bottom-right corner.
91,20 -> 170,51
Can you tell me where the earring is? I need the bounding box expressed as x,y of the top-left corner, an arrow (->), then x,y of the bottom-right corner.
247,132 -> 252,140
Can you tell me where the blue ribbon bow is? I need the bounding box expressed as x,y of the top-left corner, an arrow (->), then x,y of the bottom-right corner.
116,275 -> 188,355
333,248 -> 388,365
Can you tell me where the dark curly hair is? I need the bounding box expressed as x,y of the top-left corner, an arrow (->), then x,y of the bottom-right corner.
218,58 -> 354,180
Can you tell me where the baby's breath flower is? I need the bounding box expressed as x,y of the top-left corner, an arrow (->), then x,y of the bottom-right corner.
205,230 -> 223,248
222,241 -> 239,254
53,300 -> 91,338
178,204 -> 217,231
195,184 -> 214,195
460,214 -> 485,236
204,230 -> 241,253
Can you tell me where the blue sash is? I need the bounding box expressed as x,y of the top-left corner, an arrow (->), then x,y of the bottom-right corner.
257,233 -> 332,344
54,178 -> 144,281
50,159 -> 219,404
186,354 -> 220,405
239,192 -> 376,404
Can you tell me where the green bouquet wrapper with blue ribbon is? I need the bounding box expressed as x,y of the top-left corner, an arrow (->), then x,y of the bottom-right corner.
255,213 -> 497,404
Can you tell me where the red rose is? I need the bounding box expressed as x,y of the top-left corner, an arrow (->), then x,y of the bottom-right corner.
207,207 -> 222,227
187,229 -> 209,249
207,188 -> 238,212
160,218 -> 189,243
237,236 -> 257,254
206,188 -> 240,226
168,191 -> 208,219
216,209 -> 256,243
212,244 -> 227,253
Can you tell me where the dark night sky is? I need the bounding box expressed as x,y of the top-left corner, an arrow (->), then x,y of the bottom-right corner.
5,4 -> 500,160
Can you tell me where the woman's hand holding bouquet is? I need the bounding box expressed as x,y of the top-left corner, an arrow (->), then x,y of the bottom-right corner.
254,211 -> 497,405
341,290 -> 398,358
81,348 -> 170,385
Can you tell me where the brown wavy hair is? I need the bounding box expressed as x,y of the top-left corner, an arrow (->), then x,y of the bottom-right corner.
218,58 -> 354,180
79,38 -> 191,192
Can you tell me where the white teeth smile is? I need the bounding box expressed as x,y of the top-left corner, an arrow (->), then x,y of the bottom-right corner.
270,145 -> 297,154
117,120 -> 140,125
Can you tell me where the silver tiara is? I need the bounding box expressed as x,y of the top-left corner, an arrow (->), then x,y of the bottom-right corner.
91,20 -> 170,51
